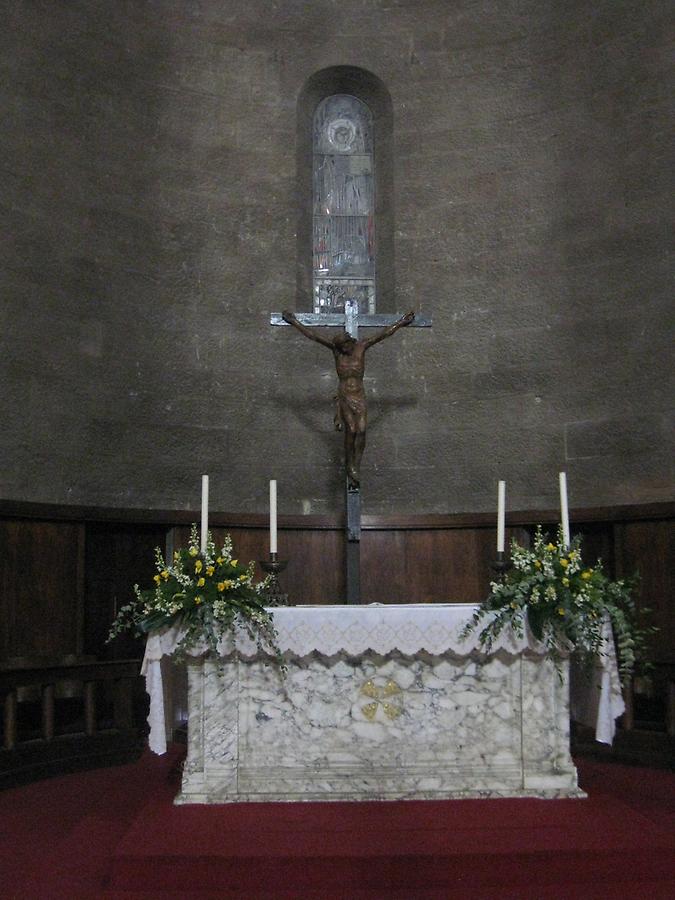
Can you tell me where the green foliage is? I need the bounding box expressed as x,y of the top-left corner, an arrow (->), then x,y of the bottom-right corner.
462,527 -> 655,685
108,524 -> 285,671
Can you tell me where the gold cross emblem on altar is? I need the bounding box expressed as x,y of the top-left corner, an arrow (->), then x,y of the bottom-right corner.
360,678 -> 404,721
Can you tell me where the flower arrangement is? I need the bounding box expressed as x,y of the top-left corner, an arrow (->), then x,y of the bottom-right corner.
108,525 -> 285,668
462,527 -> 654,684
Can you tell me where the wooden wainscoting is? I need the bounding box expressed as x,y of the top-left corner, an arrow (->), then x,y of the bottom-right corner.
0,518 -> 85,661
172,516 -> 533,604
0,658 -> 146,788
0,498 -> 673,779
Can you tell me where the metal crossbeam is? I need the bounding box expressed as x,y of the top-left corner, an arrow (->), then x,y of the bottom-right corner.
270,312 -> 433,329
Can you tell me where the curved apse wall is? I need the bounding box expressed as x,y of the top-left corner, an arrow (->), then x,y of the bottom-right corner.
1,1 -> 672,515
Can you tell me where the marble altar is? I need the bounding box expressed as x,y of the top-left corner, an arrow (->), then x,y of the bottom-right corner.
142,604 -> 624,804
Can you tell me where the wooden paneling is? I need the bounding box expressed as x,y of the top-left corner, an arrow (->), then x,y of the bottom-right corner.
360,526 -> 531,605
361,529 -> 490,603
573,523 -> 615,576
170,525 -> 344,605
279,529 -> 344,604
84,523 -> 169,660
1,501 -> 672,762
360,530 -> 406,603
2,499 -> 671,529
174,524 -> 513,605
0,520 -> 83,664
614,519 -> 674,665
2,504 -> 672,671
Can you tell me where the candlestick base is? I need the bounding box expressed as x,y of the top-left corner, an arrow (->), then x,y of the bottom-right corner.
492,551 -> 512,577
259,554 -> 290,606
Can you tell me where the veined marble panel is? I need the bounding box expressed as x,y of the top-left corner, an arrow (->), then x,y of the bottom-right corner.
175,649 -> 584,804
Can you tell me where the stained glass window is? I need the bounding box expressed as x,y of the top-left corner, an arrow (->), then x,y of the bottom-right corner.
312,95 -> 375,315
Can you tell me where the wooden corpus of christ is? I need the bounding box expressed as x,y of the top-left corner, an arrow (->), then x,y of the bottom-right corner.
271,301 -> 432,604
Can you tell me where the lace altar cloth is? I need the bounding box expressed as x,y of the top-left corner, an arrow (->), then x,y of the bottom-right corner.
141,603 -> 624,754
143,603 -> 546,661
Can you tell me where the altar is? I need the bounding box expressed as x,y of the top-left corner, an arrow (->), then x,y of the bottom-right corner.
142,603 -> 624,804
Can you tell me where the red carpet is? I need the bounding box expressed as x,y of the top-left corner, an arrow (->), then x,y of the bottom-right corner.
1,745 -> 674,899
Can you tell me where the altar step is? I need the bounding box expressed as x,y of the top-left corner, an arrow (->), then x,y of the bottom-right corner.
106,781 -> 675,899
3,744 -> 673,899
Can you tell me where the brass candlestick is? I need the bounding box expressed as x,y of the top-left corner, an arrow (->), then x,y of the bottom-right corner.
259,552 -> 290,606
492,551 -> 512,576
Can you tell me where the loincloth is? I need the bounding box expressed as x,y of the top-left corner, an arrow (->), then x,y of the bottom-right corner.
336,390 -> 366,432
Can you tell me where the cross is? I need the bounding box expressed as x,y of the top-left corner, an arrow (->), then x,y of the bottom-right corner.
271,300 -> 432,604
270,303 -> 432,338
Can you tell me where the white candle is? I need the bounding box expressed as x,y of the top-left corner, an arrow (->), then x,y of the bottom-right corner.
559,471 -> 571,549
269,479 -> 277,555
200,474 -> 209,555
497,480 -> 506,553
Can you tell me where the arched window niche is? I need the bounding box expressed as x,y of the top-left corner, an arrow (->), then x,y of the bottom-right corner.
296,67 -> 395,315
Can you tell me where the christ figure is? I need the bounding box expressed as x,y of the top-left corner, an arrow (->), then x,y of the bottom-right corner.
281,309 -> 415,487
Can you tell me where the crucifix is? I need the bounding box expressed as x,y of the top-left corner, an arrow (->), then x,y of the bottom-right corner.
271,300 -> 432,604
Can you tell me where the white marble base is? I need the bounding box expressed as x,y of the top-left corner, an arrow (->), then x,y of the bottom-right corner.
176,649 -> 584,804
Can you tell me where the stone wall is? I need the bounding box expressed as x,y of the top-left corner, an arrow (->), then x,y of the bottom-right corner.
1,0 -> 672,515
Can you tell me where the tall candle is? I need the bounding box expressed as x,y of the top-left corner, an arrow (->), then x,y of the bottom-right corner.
200,474 -> 209,555
559,471 -> 571,549
269,479 -> 277,555
497,480 -> 506,553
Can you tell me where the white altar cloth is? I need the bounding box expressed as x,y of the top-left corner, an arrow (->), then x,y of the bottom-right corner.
142,603 -> 624,756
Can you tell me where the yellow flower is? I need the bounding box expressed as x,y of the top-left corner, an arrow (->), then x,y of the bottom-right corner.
194,560 -> 203,573
562,577 -> 570,587
217,582 -> 226,592
153,574 -> 161,585
534,560 -> 542,569
231,559 -> 238,568
195,595 -> 203,605
206,565 -> 215,577
546,543 -> 556,551
197,577 -> 205,587
560,558 -> 569,568
189,547 -> 198,557
557,607 -> 566,616
569,550 -> 578,560
238,574 -> 247,582
161,570 -> 169,580
581,570 -> 592,580
216,556 -> 224,565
